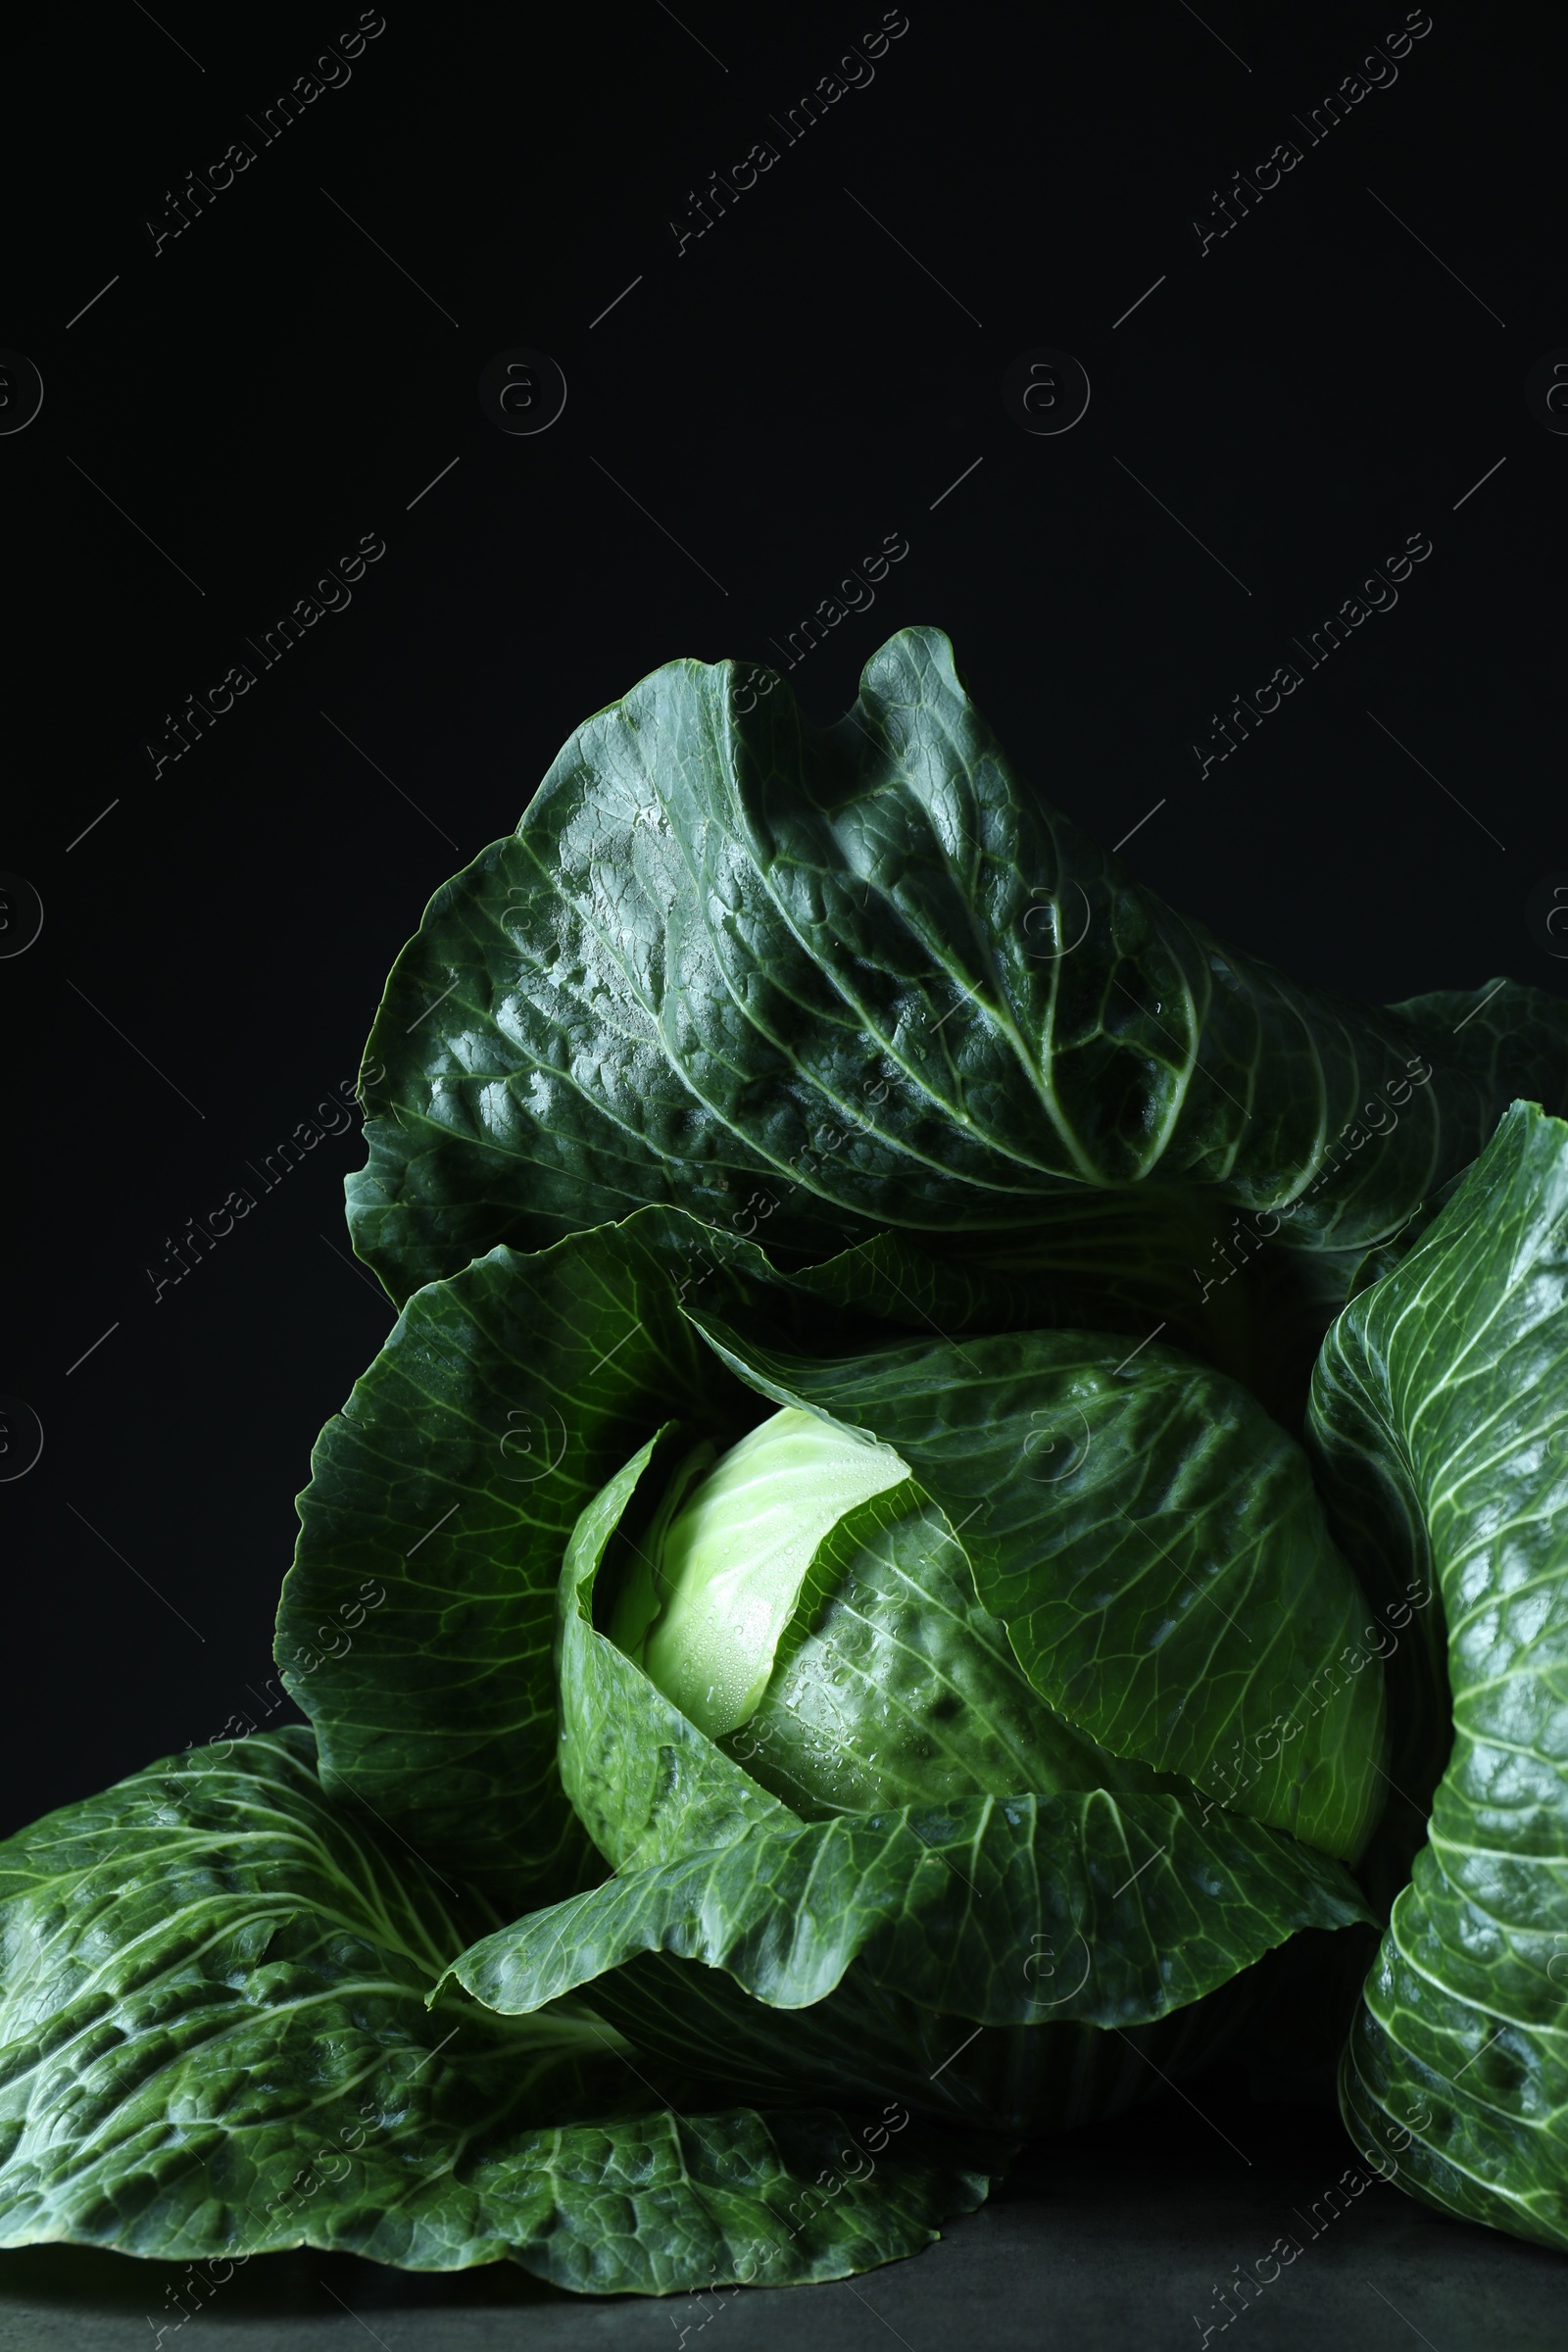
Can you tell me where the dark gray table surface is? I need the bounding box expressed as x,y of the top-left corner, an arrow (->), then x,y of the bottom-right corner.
1,2082 -> 1559,2352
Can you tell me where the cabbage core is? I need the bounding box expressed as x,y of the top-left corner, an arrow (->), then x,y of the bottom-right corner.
612,1405 -> 906,1737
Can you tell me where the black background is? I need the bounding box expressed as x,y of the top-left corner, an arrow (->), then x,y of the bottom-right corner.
1,3 -> 1564,2327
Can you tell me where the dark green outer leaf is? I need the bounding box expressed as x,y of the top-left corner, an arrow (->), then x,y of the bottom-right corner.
1310,1102 -> 1568,2253
275,1211 -> 767,1904
736,1207 -> 1345,1445
1393,980 -> 1568,1108
345,625 -> 1563,1303
446,1789 -> 1372,2033
785,1201 -> 1262,1395
0,1730 -> 999,2289
684,1312 -> 1386,1859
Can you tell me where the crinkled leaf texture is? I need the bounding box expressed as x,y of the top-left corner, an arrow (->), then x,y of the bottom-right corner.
1309,1102 -> 1568,2254
278,1201 -> 1385,1931
449,1795 -> 1372,2033
0,1731 -> 997,2288
683,1309 -> 1386,1859
275,1208 -> 774,1905
440,1431 -> 1372,2084
345,623 -> 1566,1305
